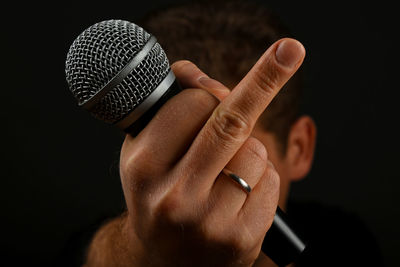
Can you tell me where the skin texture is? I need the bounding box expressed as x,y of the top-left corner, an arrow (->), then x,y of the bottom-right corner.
84,38 -> 315,267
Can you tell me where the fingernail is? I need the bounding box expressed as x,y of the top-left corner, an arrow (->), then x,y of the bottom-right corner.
198,76 -> 230,92
275,39 -> 305,68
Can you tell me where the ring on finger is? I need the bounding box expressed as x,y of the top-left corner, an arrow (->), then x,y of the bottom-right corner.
222,168 -> 251,193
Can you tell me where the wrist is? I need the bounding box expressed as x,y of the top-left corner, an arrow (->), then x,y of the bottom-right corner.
84,212 -> 143,267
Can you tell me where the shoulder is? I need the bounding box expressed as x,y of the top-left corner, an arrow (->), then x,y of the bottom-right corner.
287,201 -> 384,266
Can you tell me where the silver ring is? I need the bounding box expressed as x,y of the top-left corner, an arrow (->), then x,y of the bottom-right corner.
222,168 -> 251,193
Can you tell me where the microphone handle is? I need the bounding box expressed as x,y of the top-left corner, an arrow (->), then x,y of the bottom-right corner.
262,206 -> 307,266
123,79 -> 307,266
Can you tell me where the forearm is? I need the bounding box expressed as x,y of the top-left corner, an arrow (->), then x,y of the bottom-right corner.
83,213 -> 140,267
84,215 -> 275,267
83,213 -> 280,267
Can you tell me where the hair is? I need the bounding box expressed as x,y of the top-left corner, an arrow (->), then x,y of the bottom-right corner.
141,0 -> 304,155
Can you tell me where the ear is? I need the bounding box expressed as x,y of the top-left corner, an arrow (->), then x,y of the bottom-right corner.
285,115 -> 317,181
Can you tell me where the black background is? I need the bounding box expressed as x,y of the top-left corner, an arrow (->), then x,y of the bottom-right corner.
3,0 -> 399,266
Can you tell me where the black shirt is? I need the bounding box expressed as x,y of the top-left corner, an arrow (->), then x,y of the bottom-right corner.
287,201 -> 384,266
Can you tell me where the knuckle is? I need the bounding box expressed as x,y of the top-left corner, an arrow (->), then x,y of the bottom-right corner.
152,195 -> 190,238
120,153 -> 139,180
243,137 -> 268,163
199,217 -> 259,264
265,164 -> 280,191
171,59 -> 194,72
201,226 -> 248,256
155,195 -> 180,222
225,232 -> 255,261
210,107 -> 252,144
121,149 -> 151,177
155,193 -> 199,230
120,147 -> 167,195
120,153 -> 153,193
184,88 -> 219,112
201,218 -> 250,250
229,234 -> 249,253
252,64 -> 280,97
199,212 -> 223,241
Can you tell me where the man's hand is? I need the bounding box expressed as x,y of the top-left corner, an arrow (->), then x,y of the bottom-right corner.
86,38 -> 305,267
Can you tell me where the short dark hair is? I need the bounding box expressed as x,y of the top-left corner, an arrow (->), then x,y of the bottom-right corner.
142,0 -> 304,155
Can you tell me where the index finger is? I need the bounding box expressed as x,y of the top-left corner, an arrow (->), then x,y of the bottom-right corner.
177,38 -> 305,192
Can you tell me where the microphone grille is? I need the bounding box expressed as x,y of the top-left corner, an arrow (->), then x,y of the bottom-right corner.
65,20 -> 170,124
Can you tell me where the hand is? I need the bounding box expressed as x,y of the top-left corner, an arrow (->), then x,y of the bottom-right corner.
119,38 -> 305,267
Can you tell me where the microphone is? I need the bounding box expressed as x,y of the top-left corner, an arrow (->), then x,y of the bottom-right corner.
65,19 -> 307,266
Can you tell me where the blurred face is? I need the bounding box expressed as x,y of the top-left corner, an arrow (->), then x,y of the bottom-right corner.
252,126 -> 292,209
252,115 -> 317,210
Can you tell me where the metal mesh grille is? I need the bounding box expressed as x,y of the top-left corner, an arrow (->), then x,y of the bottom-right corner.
92,42 -> 170,123
65,20 -> 170,124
